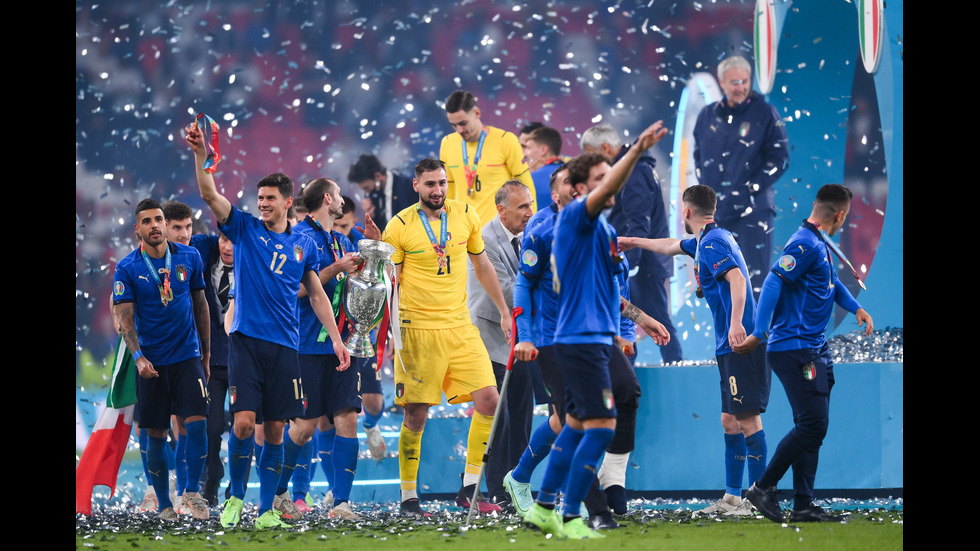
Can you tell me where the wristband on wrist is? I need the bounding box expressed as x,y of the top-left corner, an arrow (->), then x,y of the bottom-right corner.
132,350 -> 144,361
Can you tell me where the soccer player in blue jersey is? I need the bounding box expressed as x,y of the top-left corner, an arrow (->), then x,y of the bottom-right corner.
507,167 -> 569,519
737,184 -> 873,523
522,122 -> 670,539
333,196 -> 387,461
161,200 -> 198,514
113,198 -> 211,521
510,164 -> 662,530
619,184 -> 770,516
275,178 -> 381,521
185,124 -> 351,529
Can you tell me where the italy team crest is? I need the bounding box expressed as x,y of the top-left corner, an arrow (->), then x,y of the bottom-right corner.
602,388 -> 614,410
739,121 -> 751,138
294,245 -> 304,262
802,362 -> 816,380
229,386 -> 237,405
396,383 -> 404,399
176,265 -> 188,282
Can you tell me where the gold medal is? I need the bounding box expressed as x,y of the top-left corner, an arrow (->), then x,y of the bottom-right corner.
160,287 -> 173,306
467,187 -> 475,196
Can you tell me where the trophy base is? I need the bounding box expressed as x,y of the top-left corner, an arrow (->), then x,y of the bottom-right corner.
344,334 -> 376,358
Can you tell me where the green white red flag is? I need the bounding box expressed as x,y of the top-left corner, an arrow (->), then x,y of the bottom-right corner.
75,336 -> 137,515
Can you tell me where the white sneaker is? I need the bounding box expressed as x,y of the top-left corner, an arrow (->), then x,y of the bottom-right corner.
172,495 -> 184,515
322,489 -> 335,508
138,487 -> 158,512
329,501 -> 363,521
697,493 -> 742,515
274,491 -> 304,519
365,425 -> 386,460
179,491 -> 211,520
725,498 -> 756,516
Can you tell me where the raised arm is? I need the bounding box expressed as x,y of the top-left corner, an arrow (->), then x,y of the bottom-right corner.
185,123 -> 232,224
585,121 -> 668,217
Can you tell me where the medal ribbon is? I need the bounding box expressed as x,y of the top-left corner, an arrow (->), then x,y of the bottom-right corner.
804,220 -> 867,291
693,223 -> 718,298
818,229 -> 867,290
462,129 -> 487,195
417,206 -> 448,267
139,244 -> 172,305
195,113 -> 222,174
317,228 -> 353,343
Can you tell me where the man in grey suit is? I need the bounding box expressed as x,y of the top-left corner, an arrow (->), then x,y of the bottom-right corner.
467,180 -> 536,511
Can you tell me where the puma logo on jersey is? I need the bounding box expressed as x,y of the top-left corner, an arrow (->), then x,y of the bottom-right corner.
259,236 -> 271,246
732,396 -> 744,404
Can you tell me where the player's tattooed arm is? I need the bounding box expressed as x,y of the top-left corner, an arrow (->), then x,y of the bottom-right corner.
621,296 -> 670,345
117,302 -> 158,378
620,296 -> 644,323
116,302 -> 140,354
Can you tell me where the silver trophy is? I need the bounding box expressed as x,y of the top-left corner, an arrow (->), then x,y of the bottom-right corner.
342,239 -> 395,357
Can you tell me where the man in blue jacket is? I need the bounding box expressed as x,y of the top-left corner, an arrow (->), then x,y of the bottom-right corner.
693,55 -> 790,296
580,124 -> 681,364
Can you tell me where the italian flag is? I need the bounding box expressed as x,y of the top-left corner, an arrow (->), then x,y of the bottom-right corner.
75,336 -> 137,515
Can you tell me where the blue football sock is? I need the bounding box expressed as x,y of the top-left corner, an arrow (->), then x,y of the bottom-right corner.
724,432 -> 747,496
139,429 -> 152,485
257,442 -> 283,514
362,406 -> 383,430
562,427 -> 614,517
175,433 -> 187,496
513,420 -> 558,483
183,420 -> 208,493
227,433 -> 252,500
317,428 -> 336,489
291,439 -> 315,501
745,430 -> 768,488
253,442 -> 264,482
166,435 -> 176,471
538,425 -> 584,506
332,436 -> 359,504
147,436 -> 173,510
277,429 -> 301,496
